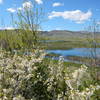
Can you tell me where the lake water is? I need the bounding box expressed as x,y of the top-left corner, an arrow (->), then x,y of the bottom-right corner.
47,48 -> 100,58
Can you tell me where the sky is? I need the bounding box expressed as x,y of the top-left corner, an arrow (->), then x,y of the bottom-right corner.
0,0 -> 100,31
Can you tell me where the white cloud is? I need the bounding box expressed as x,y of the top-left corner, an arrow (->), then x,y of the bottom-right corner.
48,10 -> 92,23
55,27 -> 61,30
0,0 -> 3,4
17,1 -> 33,11
7,8 -> 16,13
35,0 -> 43,4
17,7 -> 23,11
5,27 -> 15,30
53,2 -> 63,7
97,21 -> 100,25
0,27 -> 15,30
22,1 -> 33,9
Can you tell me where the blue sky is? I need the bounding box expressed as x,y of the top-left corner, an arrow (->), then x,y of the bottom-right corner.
0,0 -> 100,31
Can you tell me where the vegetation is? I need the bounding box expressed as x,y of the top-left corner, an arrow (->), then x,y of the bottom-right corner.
86,20 -> 100,66
0,0 -> 100,100
40,40 -> 100,50
0,50 -> 100,100
67,56 -> 100,66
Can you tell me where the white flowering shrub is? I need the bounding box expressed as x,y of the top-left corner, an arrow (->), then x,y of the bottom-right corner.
0,50 -> 100,100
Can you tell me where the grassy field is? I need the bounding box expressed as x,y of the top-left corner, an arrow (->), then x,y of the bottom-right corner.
0,30 -> 100,50
45,57 -> 82,67
40,40 -> 100,50
39,30 -> 100,50
67,56 -> 100,66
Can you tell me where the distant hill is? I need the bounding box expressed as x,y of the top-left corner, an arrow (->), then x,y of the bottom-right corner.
40,30 -> 100,41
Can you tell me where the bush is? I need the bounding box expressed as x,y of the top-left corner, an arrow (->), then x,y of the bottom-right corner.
0,50 -> 100,100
